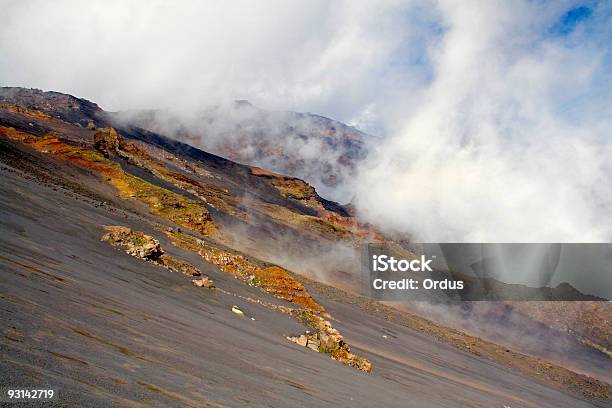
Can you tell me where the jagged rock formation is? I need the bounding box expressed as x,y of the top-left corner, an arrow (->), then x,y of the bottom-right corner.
101,225 -> 164,260
94,128 -> 121,158
101,226 -> 201,277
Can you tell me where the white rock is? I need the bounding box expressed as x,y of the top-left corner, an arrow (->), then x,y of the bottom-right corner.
231,305 -> 245,316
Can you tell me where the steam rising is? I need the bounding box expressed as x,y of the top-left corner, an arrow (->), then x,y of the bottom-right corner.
2,0 -> 611,241
354,1 -> 612,242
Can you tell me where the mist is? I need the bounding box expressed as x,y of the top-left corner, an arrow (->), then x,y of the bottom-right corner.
2,0 -> 611,242
115,102 -> 370,202
353,1 -> 612,242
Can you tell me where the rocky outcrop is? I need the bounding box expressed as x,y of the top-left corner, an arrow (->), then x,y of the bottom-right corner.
101,226 -> 202,278
192,277 -> 214,288
93,127 -> 121,158
250,167 -> 316,201
286,330 -> 372,373
160,255 -> 201,277
93,127 -> 150,164
288,311 -> 372,373
101,225 -> 164,261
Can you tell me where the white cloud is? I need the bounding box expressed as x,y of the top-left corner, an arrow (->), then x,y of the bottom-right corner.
0,0 -> 414,130
1,0 -> 611,241
354,0 -> 612,241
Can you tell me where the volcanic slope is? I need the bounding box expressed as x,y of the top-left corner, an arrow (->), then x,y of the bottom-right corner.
0,88 -> 610,407
115,100 -> 369,200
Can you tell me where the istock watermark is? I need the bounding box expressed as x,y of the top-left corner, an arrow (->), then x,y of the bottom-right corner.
372,254 -> 433,272
361,243 -> 611,302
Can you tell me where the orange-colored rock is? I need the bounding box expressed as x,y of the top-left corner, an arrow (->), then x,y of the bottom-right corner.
93,127 -> 120,158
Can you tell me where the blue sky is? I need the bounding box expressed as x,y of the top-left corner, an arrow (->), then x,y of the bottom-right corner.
552,5 -> 593,35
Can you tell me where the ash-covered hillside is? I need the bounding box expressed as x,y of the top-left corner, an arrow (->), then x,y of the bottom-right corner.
0,87 -> 610,407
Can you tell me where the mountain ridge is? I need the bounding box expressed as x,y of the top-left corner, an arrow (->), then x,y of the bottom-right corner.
0,87 -> 371,203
